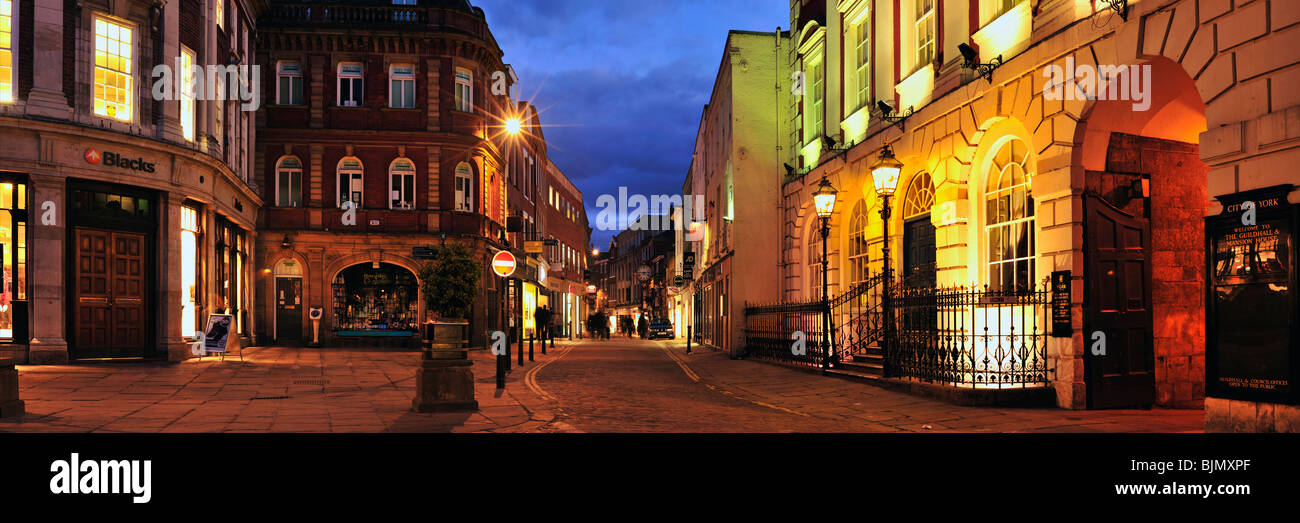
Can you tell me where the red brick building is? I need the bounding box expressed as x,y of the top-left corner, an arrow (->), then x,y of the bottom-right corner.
254,0 -> 514,349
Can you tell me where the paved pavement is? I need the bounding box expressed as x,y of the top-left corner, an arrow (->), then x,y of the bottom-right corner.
526,337 -> 1205,432
0,338 -> 1204,433
1,345 -> 564,433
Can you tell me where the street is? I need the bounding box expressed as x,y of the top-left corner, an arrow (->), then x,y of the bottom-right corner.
0,338 -> 1204,433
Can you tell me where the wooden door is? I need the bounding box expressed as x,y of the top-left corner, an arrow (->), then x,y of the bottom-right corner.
903,215 -> 936,288
1084,195 -> 1155,409
275,277 -> 303,343
73,228 -> 149,358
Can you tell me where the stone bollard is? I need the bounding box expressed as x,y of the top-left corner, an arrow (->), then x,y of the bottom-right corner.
412,321 -> 478,413
0,358 -> 25,418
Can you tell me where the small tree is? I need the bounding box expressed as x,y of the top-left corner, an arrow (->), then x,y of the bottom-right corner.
418,245 -> 481,321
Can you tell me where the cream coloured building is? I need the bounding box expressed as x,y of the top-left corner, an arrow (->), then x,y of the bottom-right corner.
773,0 -> 1299,428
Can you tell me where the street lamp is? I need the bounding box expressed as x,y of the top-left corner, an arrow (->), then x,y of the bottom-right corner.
870,141 -> 902,376
812,177 -> 838,371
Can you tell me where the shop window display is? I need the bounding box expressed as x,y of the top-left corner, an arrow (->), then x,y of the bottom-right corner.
332,263 -> 419,334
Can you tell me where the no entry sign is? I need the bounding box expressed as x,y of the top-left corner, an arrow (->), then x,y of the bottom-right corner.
491,251 -> 517,278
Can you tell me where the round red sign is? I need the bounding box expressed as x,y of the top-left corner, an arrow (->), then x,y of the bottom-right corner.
491,251 -> 517,278
84,148 -> 102,165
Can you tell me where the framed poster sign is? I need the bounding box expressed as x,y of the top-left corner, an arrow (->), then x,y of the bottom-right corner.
1205,185 -> 1298,404
203,314 -> 235,354
1051,270 -> 1072,338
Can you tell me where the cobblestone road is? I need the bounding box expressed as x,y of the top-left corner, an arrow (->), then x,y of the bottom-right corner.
530,337 -> 1204,432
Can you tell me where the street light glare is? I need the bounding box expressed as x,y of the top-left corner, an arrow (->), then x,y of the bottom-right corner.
505,117 -> 523,135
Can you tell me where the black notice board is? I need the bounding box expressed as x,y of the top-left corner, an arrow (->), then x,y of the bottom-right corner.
1051,271 -> 1072,338
1205,185 -> 1298,404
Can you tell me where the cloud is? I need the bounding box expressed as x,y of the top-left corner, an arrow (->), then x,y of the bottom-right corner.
473,0 -> 789,246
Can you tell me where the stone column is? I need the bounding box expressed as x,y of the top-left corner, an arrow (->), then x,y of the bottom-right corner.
158,0 -> 185,143
0,358 -> 23,418
24,1 -> 72,120
162,194 -> 190,361
27,174 -> 68,364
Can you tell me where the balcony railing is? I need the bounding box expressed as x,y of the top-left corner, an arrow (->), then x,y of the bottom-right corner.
262,2 -> 485,35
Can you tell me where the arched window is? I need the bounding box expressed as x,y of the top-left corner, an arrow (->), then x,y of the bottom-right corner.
454,162 -> 473,212
903,172 -> 935,219
807,219 -> 823,300
275,156 -> 302,208
337,157 -> 364,209
984,138 -> 1035,292
846,200 -> 869,286
389,158 -> 416,210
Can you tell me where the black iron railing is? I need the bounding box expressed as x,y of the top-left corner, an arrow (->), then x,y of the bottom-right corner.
743,273 -> 1054,389
888,282 -> 1053,388
742,299 -> 826,368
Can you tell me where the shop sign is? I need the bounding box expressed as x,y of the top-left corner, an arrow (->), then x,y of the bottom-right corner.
1206,185 -> 1298,404
84,148 -> 157,173
202,314 -> 234,354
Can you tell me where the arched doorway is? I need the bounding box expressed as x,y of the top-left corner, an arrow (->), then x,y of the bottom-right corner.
274,259 -> 304,344
331,262 -> 420,337
1076,56 -> 1208,409
901,172 -> 936,288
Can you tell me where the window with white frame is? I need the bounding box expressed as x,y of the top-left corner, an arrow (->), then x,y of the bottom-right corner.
803,59 -> 824,144
0,0 -> 13,103
846,201 -> 869,286
338,62 -> 363,107
454,162 -> 473,212
389,158 -> 416,210
389,64 -> 416,109
853,18 -> 870,111
180,46 -> 196,141
914,0 -> 937,69
985,138 -> 1035,293
93,17 -> 133,121
337,157 -> 364,209
277,61 -> 303,105
807,220 -> 823,300
276,156 -> 303,208
454,68 -> 473,112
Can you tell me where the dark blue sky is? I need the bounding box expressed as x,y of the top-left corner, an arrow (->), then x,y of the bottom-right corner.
474,0 -> 789,248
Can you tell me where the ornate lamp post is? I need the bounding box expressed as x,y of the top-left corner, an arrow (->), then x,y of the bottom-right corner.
812,177 -> 839,371
870,141 -> 902,376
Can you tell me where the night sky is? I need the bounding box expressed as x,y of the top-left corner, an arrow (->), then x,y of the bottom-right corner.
474,0 -> 789,248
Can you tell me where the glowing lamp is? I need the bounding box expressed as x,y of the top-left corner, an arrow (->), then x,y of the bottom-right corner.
870,142 -> 903,197
812,177 -> 838,219
505,117 -> 523,135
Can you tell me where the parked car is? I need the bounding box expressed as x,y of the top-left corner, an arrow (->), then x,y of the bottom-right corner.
647,318 -> 674,339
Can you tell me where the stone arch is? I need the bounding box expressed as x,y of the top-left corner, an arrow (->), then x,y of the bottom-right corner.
961,117 -> 1036,286
324,252 -> 425,326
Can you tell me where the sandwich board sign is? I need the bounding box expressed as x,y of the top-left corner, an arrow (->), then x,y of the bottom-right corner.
203,314 -> 235,354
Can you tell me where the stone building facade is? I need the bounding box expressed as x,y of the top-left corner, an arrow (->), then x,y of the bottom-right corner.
0,0 -> 262,363
777,0 -> 1298,425
253,0 -> 513,350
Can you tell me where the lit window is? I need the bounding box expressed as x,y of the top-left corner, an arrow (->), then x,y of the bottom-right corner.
985,138 -> 1035,292
0,180 -> 26,340
915,0 -> 936,69
180,205 -> 201,338
276,156 -> 303,207
93,17 -> 133,121
807,220 -> 823,300
338,62 -> 363,107
389,64 -> 416,109
803,60 -> 823,144
0,0 -> 12,103
454,162 -> 473,212
277,61 -> 303,105
215,0 -> 224,30
337,157 -> 364,209
389,158 -> 416,210
854,20 -> 869,111
180,47 -> 195,141
455,68 -> 473,112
